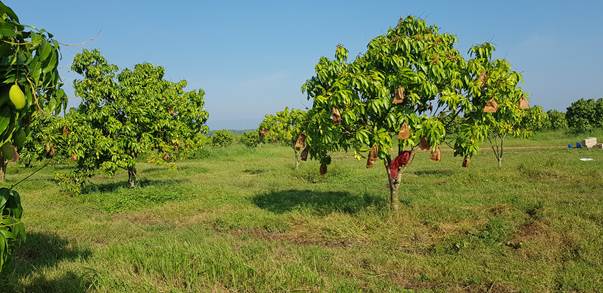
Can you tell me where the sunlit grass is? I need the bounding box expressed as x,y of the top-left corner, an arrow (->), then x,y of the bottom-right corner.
1,131 -> 602,292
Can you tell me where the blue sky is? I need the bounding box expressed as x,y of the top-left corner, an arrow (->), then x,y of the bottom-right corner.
6,0 -> 603,129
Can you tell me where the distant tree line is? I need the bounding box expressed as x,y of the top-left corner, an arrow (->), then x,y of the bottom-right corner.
524,98 -> 602,133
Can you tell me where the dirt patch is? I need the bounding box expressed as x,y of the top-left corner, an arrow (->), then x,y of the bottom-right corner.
508,219 -> 562,261
113,212 -> 163,226
225,226 -> 363,248
489,204 -> 512,216
513,220 -> 552,241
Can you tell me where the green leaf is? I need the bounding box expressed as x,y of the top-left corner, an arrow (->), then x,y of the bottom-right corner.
0,22 -> 15,38
37,40 -> 52,61
0,2 -> 19,22
0,107 -> 11,136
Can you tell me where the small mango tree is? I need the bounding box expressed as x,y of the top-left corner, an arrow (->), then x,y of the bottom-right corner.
302,17 -> 479,210
61,49 -> 208,191
258,107 -> 307,168
546,109 -> 567,130
457,43 -> 537,167
0,2 -> 66,270
566,98 -> 602,132
522,106 -> 549,132
239,131 -> 259,148
211,130 -> 235,147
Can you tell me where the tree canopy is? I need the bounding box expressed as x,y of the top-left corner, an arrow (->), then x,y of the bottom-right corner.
62,49 -> 208,190
301,16 -> 531,209
566,98 -> 603,132
258,107 -> 307,168
258,107 -> 306,146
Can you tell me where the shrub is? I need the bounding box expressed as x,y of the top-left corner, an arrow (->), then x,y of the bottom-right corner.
522,106 -> 549,131
211,130 -> 235,147
62,50 -> 209,189
546,110 -> 567,130
240,131 -> 259,148
566,98 -> 601,132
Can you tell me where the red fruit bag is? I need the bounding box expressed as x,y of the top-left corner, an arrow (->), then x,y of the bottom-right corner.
390,151 -> 412,179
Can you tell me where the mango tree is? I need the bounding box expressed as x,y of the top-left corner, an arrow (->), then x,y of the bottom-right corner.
239,131 -> 259,148
258,107 -> 307,168
0,2 -> 66,270
63,49 -> 208,191
458,43 -> 533,167
566,98 -> 602,132
211,129 -> 234,147
546,109 -> 567,130
522,106 -> 549,132
302,17 -> 475,210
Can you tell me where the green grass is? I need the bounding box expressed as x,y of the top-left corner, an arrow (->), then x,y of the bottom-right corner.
1,131 -> 603,292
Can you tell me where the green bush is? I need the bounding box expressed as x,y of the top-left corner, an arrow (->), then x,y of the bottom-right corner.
522,106 -> 549,131
546,110 -> 567,130
566,98 -> 602,132
240,131 -> 259,148
211,130 -> 235,147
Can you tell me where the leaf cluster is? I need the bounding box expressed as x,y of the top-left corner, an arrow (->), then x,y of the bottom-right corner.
61,49 -> 209,190
0,2 -> 66,271
258,107 -> 307,147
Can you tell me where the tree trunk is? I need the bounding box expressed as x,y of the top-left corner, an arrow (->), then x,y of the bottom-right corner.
498,137 -> 504,168
384,160 -> 401,211
0,157 -> 6,182
127,166 -> 137,188
294,149 -> 299,170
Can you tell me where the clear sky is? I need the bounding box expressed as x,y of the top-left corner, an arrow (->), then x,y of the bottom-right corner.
6,0 -> 603,129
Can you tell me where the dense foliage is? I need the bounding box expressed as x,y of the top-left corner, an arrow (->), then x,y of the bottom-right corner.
17,111 -> 63,167
546,109 -> 567,130
453,43 -> 537,167
61,49 -> 208,191
258,107 -> 307,167
239,131 -> 260,148
521,106 -> 549,131
566,98 -> 603,132
0,1 -> 66,271
258,108 -> 306,145
211,130 -> 235,147
301,16 -> 531,209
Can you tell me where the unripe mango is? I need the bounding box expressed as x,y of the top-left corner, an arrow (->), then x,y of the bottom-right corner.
14,128 -> 26,148
9,84 -> 26,110
1,143 -> 13,160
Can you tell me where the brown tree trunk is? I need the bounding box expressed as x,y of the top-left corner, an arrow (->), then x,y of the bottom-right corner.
498,138 -> 504,168
0,153 -> 7,182
127,166 -> 137,188
489,135 -> 505,168
384,160 -> 402,211
294,149 -> 299,170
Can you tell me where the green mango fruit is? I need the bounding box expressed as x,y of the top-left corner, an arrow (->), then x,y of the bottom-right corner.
14,128 -> 26,148
1,143 -> 13,160
9,84 -> 26,110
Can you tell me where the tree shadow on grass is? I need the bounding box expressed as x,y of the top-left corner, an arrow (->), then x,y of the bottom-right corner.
413,169 -> 455,177
83,178 -> 188,194
252,189 -> 386,216
243,168 -> 268,175
0,232 -> 92,292
141,165 -> 204,175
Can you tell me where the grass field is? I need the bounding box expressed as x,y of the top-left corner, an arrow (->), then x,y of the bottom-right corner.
0,131 -> 602,292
